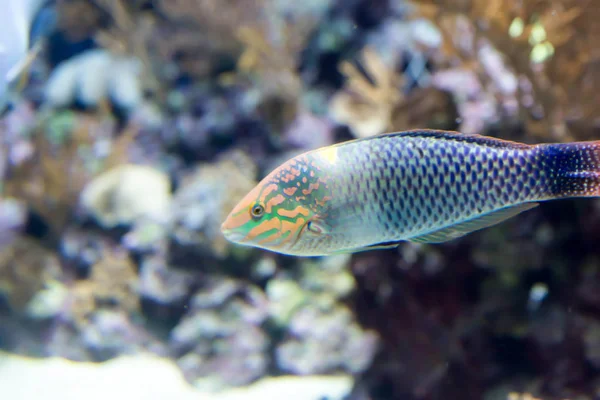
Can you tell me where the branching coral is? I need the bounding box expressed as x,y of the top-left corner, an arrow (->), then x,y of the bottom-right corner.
153,0 -> 269,81
0,238 -> 63,311
170,276 -> 270,389
271,255 -> 379,376
85,246 -> 139,315
329,46 -> 458,137
3,112 -> 137,236
85,0 -> 322,137
91,0 -> 160,97
50,245 -> 140,331
411,0 -> 600,141
329,47 -> 405,138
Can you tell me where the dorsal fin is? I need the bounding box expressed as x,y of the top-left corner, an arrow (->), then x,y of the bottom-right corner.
327,129 -> 532,151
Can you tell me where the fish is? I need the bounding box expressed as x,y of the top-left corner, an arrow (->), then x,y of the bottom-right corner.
0,0 -> 48,113
221,129 -> 600,256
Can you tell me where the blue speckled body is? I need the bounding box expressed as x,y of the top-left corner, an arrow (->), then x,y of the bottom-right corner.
295,130 -> 600,253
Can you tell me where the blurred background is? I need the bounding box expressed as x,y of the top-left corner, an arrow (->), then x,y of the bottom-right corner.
1,0 -> 600,399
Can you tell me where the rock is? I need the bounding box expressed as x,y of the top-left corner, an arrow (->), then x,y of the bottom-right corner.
80,164 -> 171,228
45,49 -> 143,110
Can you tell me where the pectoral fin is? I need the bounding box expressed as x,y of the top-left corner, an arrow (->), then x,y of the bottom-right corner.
331,241 -> 402,255
409,203 -> 539,244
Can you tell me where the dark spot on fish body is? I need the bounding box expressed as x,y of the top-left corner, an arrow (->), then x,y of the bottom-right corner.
526,176 -> 537,190
378,198 -> 388,213
476,180 -> 483,191
470,170 -> 478,183
420,163 -> 428,176
394,174 -> 402,190
442,163 -> 450,175
360,190 -> 369,204
460,171 -> 467,183
525,161 -> 534,174
385,208 -> 394,223
514,164 -> 522,175
427,174 -> 434,186
498,156 -> 507,169
444,184 -> 452,197
406,177 -> 414,192
415,207 -> 422,218
469,153 -> 476,164
392,156 -> 400,169
425,204 -> 433,215
383,186 -> 392,203
453,162 -> 461,174
391,187 -> 399,202
507,154 -> 515,169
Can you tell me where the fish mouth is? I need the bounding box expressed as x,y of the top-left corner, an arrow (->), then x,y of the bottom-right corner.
221,225 -> 247,243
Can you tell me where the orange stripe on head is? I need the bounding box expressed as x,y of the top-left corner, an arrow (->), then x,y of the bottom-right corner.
285,173 -> 296,181
277,205 -> 310,219
257,217 -> 306,246
258,183 -> 279,203
247,217 -> 281,241
264,193 -> 285,213
302,182 -> 320,196
315,195 -> 332,207
283,187 -> 297,196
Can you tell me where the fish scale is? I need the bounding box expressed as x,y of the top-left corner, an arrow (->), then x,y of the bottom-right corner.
324,134 -> 541,240
222,130 -> 600,256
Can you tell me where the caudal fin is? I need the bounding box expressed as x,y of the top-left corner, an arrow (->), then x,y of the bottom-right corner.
541,141 -> 600,198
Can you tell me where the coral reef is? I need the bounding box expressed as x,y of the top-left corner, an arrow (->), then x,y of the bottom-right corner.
170,276 -> 270,389
271,255 -> 378,376
1,0 -> 600,399
0,238 -> 63,311
413,0 -> 600,142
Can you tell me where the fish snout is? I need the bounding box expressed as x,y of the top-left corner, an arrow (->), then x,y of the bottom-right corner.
221,218 -> 247,243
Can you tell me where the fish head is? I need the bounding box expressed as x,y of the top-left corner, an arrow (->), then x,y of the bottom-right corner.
221,151 -> 338,256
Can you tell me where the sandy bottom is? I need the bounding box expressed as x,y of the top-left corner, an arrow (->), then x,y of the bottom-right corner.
0,352 -> 353,400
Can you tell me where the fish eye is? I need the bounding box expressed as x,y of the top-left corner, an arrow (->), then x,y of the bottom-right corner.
250,204 -> 265,219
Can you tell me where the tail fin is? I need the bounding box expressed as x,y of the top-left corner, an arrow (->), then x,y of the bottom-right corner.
541,141 -> 600,198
